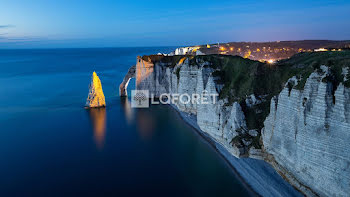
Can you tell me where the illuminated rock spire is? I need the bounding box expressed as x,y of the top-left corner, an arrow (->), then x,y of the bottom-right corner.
85,71 -> 106,108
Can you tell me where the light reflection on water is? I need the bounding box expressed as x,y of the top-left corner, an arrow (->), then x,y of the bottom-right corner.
136,109 -> 156,140
0,48 -> 252,197
88,107 -> 107,149
120,97 -> 155,140
120,97 -> 134,125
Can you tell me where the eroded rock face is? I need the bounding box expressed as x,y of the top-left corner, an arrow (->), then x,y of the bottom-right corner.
135,57 -> 248,157
127,55 -> 350,196
197,75 -> 248,157
136,56 -> 174,97
262,67 -> 350,196
85,72 -> 106,108
119,65 -> 136,97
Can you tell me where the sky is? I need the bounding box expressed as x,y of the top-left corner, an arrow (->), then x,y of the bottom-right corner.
0,0 -> 350,48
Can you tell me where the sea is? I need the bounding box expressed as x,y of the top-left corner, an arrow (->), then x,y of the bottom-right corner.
0,48 -> 252,196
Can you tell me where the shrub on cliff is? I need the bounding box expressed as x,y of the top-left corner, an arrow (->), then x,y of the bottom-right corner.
141,51 -> 350,131
193,52 -> 350,130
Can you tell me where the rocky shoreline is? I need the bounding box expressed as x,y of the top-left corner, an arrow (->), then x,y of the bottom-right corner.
168,104 -> 303,197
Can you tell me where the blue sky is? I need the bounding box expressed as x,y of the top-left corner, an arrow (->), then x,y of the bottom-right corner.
0,0 -> 350,48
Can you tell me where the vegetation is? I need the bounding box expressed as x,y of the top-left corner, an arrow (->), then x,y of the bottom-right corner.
230,127 -> 261,149
175,67 -> 181,81
142,51 -> 350,133
278,51 -> 350,89
208,52 -> 348,130
141,55 -> 194,68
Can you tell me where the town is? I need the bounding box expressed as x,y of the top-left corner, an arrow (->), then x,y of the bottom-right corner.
172,40 -> 350,63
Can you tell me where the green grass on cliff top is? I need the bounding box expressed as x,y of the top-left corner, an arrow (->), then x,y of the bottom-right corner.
143,51 -> 350,103
205,51 -> 350,103
143,51 -> 350,131
210,51 -> 350,130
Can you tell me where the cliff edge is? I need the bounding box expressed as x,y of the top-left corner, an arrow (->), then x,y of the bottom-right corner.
121,51 -> 350,196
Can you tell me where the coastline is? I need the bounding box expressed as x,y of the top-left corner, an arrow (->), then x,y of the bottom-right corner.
167,104 -> 303,197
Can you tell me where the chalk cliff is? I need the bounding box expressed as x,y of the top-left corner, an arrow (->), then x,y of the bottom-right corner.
119,65 -> 136,97
133,55 -> 271,158
86,72 -> 106,108
263,66 -> 350,196
121,52 -> 350,196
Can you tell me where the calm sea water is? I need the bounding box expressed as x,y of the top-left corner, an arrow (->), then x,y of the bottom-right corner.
0,48 -> 251,196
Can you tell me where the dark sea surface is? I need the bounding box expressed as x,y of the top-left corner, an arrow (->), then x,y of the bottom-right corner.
0,48 -> 251,196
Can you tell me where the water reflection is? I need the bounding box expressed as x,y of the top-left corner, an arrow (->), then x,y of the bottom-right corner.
136,109 -> 156,140
88,107 -> 107,149
120,97 -> 155,140
120,97 -> 134,125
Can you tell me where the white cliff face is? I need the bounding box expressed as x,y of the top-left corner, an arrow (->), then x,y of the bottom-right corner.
197,75 -> 247,156
129,55 -> 350,197
135,57 -> 173,97
135,57 -> 249,157
262,66 -> 350,197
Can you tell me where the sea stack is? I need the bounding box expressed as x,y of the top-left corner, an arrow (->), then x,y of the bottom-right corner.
85,71 -> 106,108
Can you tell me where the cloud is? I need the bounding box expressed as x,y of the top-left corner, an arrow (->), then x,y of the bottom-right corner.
0,25 -> 14,41
0,25 -> 15,29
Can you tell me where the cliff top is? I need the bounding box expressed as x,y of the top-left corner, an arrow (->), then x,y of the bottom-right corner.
141,54 -> 195,68
141,51 -> 350,130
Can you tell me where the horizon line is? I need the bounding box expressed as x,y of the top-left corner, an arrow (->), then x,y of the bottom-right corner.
0,39 -> 349,50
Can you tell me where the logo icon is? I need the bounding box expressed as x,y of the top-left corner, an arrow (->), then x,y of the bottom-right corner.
131,90 -> 149,108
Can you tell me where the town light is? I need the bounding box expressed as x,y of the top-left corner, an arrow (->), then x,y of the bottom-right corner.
314,48 -> 328,52
268,59 -> 275,64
